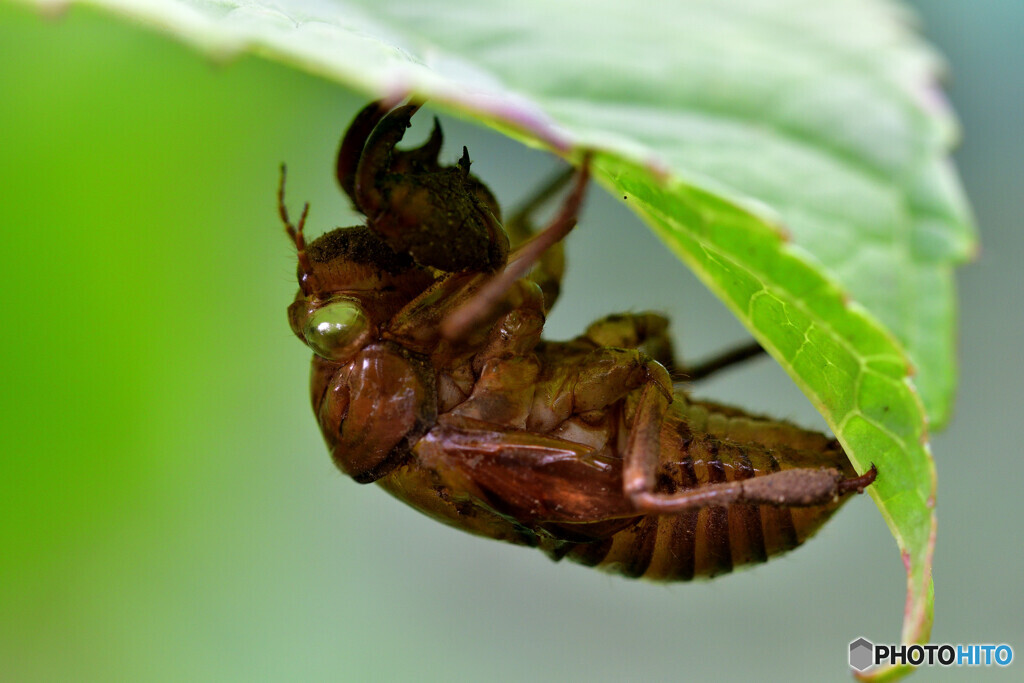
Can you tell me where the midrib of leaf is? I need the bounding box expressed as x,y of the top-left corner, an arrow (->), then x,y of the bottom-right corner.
595,154 -> 935,681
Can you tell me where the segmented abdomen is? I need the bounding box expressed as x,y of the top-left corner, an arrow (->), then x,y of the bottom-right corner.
547,398 -> 854,580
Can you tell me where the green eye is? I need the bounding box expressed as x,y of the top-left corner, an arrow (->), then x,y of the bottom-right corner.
303,299 -> 370,360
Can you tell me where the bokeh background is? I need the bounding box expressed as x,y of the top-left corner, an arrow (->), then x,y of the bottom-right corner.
1,1 -> 1020,680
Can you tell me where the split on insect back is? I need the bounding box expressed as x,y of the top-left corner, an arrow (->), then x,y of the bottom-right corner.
278,100 -> 877,581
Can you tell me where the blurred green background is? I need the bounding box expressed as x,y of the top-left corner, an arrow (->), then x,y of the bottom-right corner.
1,1 -> 1020,680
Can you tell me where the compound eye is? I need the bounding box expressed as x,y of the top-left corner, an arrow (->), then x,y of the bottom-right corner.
302,298 -> 370,361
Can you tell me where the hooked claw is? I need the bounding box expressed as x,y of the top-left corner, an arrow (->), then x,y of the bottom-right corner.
334,101 -> 509,273
836,463 -> 878,495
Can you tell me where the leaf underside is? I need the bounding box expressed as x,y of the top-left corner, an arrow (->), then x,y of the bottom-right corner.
22,0 -> 976,678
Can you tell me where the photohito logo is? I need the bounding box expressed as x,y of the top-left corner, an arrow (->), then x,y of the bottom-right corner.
849,638 -> 1014,671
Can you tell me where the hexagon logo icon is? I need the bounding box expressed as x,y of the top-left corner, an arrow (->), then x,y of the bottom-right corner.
849,637 -> 874,671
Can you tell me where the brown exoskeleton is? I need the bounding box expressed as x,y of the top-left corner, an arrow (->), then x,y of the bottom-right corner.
281,101 -> 877,580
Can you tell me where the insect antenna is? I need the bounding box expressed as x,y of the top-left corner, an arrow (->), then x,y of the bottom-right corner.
278,164 -> 321,298
441,154 -> 592,340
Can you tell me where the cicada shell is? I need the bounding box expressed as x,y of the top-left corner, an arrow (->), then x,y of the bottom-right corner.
280,102 -> 875,580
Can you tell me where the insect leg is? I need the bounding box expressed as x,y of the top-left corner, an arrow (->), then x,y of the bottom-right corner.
582,312 -> 676,372
417,416 -> 637,525
386,270 -> 546,355
623,385 -> 877,513
675,340 -> 767,382
504,167 -> 577,313
336,101 -> 389,203
505,166 -> 577,238
441,155 -> 592,340
351,103 -> 423,220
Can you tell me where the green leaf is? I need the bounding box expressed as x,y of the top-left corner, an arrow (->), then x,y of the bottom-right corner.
19,0 -> 974,677
597,155 -> 937,682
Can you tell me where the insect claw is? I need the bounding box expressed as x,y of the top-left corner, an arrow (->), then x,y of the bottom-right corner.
337,101 -> 389,203
392,117 -> 445,173
442,153 -> 592,340
673,340 -> 767,382
837,463 -> 878,495
458,146 -> 471,179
